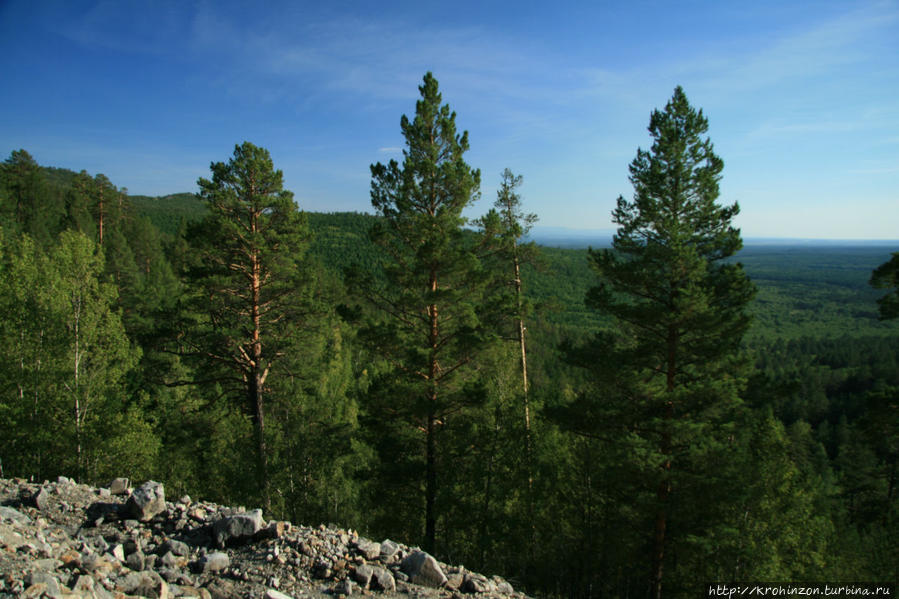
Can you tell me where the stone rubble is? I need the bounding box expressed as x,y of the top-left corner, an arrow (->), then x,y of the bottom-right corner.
0,478 -> 525,599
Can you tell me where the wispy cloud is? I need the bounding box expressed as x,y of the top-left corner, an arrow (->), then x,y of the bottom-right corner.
697,3 -> 897,95
847,165 -> 899,175
746,119 -> 869,140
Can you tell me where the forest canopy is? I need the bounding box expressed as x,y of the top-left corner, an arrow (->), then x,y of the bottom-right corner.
0,78 -> 897,598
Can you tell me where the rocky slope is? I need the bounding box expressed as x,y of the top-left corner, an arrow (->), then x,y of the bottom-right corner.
0,478 -> 524,599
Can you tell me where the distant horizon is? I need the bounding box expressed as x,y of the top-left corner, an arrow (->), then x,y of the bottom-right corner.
124,185 -> 898,244
521,227 -> 899,247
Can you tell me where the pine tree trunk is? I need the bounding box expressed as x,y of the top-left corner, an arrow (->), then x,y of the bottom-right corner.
652,325 -> 678,599
479,406 -> 501,565
250,371 -> 269,513
425,268 -> 439,553
514,258 -> 534,476
250,243 -> 271,513
514,252 -> 537,557
425,403 -> 437,553
73,295 -> 83,482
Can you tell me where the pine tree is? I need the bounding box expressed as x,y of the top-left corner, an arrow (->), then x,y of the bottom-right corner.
0,149 -> 65,244
352,72 -> 502,552
180,142 -> 316,511
481,170 -> 538,399
477,169 -> 540,544
562,86 -> 755,598
871,252 -> 899,320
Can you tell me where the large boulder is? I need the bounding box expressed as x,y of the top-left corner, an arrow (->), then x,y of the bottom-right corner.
371,566 -> 396,592
0,505 -> 31,524
125,481 -> 166,521
380,539 -> 400,562
213,509 -> 265,547
355,539 -> 381,560
401,550 -> 447,588
351,564 -> 373,587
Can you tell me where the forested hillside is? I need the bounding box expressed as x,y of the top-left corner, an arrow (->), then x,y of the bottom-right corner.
1,77 -> 897,599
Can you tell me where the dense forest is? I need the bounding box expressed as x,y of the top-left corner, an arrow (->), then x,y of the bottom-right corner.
1,76 -> 897,598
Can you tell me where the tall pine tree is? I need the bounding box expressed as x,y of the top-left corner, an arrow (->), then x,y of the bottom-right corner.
180,142 -> 315,511
351,72 -> 502,552
560,86 -> 755,598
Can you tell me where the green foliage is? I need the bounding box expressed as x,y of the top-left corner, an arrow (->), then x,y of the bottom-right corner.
1,149 -> 66,244
349,73 -> 507,552
129,192 -> 206,236
557,87 -> 755,597
477,168 -> 540,342
0,130 -> 896,599
307,211 -> 381,274
179,141 -> 318,509
0,228 -> 149,483
871,251 -> 899,320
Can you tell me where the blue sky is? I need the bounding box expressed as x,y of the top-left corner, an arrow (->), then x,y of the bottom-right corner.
1,1 -> 897,239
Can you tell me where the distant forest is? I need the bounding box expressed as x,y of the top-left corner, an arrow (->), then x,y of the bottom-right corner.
1,76 -> 897,599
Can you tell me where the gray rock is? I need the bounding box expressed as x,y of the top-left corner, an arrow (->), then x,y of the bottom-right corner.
356,539 -> 381,560
159,568 -> 181,583
0,525 -> 24,549
109,477 -> 130,495
32,558 -> 63,571
371,566 -> 396,592
144,571 -> 169,599
22,583 -> 47,598
213,509 -> 264,547
72,574 -> 95,593
126,549 -> 146,571
124,537 -> 141,555
176,586 -> 206,599
126,481 -> 166,521
265,590 -> 295,599
160,550 -> 178,568
446,571 -> 464,591
462,573 -> 496,594
351,564 -> 373,587
335,579 -> 354,595
159,538 -> 190,556
32,486 -> 50,511
117,571 -> 147,593
401,550 -> 447,588
497,581 -> 515,594
118,570 -> 168,599
258,520 -> 289,540
380,539 -> 400,562
25,571 -> 61,596
197,551 -> 230,573
206,578 -> 239,599
0,505 -> 31,524
110,543 -> 126,562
